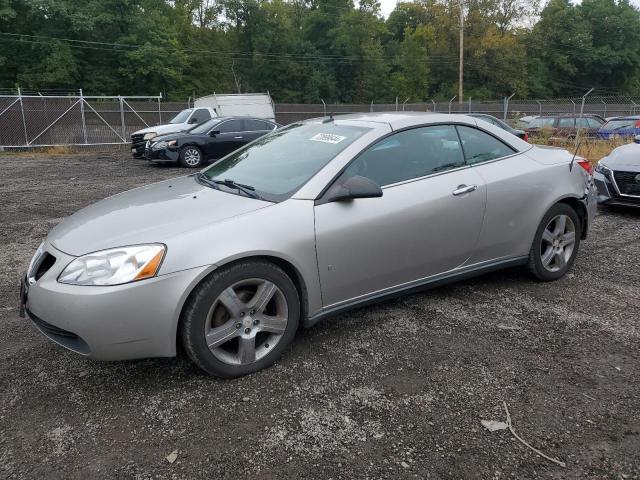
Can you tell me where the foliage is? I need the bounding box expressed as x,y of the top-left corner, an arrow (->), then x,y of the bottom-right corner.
1,0 -> 640,101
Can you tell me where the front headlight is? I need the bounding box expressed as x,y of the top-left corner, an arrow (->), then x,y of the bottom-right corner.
143,132 -> 157,140
595,162 -> 611,176
152,140 -> 176,150
58,244 -> 166,286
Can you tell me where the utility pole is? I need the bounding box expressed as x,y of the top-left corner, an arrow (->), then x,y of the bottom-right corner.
458,0 -> 464,105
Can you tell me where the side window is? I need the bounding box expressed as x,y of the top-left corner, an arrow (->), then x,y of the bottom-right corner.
456,125 -> 516,164
245,119 -> 273,131
191,109 -> 211,124
558,117 -> 575,128
342,125 -> 465,187
217,119 -> 244,133
587,118 -> 602,128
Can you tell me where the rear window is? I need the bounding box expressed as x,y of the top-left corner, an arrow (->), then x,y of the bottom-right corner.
529,117 -> 555,128
603,119 -> 639,130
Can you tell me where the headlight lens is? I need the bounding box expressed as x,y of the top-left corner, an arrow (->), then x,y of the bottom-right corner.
595,162 -> 611,176
152,140 -> 176,150
143,132 -> 157,140
58,244 -> 166,286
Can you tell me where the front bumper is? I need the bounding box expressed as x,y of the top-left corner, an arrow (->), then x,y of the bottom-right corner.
22,242 -> 209,360
145,146 -> 180,163
594,170 -> 640,208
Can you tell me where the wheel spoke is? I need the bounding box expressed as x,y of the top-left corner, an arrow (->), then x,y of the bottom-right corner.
255,313 -> 287,335
541,246 -> 554,267
542,228 -> 555,244
553,215 -> 567,235
206,319 -> 239,349
561,231 -> 575,247
218,287 -> 245,319
238,336 -> 256,364
248,281 -> 277,313
554,250 -> 567,269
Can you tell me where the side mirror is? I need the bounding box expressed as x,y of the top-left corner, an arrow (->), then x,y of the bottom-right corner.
209,130 -> 220,137
326,175 -> 383,203
188,117 -> 198,124
635,135 -> 640,144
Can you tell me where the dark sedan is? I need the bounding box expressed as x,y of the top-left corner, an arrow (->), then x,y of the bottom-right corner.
146,117 -> 280,168
525,114 -> 605,139
466,113 -> 528,141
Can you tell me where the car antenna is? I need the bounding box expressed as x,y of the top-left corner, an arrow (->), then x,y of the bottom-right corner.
322,112 -> 334,123
569,138 -> 582,172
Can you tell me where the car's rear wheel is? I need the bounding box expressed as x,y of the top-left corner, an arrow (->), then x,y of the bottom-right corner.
180,261 -> 300,378
528,203 -> 581,281
179,146 -> 203,168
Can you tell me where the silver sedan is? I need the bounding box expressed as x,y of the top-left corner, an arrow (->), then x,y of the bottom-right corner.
21,113 -> 597,377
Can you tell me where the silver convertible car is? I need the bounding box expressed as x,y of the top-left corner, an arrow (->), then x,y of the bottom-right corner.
20,113 -> 597,377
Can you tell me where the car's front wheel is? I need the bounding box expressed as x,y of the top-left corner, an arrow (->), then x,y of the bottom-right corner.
180,261 -> 300,378
179,146 -> 203,168
528,203 -> 581,281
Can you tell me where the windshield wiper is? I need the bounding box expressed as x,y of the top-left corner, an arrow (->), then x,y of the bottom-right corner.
212,178 -> 261,199
195,172 -> 221,190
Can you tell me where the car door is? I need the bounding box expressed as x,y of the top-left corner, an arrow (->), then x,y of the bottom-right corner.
455,125 -> 539,264
207,119 -> 246,159
314,124 -> 487,308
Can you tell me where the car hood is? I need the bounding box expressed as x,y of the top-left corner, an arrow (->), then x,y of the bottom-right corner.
152,132 -> 193,143
48,175 -> 273,256
133,124 -> 189,136
602,143 -> 640,170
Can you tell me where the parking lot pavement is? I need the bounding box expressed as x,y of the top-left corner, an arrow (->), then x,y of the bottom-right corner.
1,151 -> 639,479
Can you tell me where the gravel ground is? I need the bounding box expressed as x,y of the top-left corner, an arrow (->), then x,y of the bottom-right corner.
1,151 -> 639,479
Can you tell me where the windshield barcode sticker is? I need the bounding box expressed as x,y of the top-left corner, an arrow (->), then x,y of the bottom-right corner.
310,133 -> 347,144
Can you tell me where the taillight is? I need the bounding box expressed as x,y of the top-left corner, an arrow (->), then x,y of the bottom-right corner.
523,132 -> 529,142
635,120 -> 640,128
577,159 -> 593,174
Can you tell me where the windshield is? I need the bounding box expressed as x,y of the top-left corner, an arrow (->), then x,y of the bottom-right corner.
189,118 -> 221,134
603,119 -> 638,130
528,117 -> 555,128
169,109 -> 193,124
201,122 -> 371,202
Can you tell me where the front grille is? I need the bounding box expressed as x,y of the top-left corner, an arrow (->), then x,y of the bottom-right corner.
613,171 -> 640,197
28,309 -> 78,339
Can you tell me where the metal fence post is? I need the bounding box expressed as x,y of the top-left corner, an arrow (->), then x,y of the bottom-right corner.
631,100 -> 638,115
79,88 -> 88,144
18,87 -> 28,146
402,97 -> 409,111
570,99 -> 576,115
320,98 -> 326,116
600,99 -> 607,118
395,96 -> 398,111
431,99 -> 437,113
448,95 -> 457,114
468,97 -> 472,113
158,92 -> 162,124
119,95 -> 126,140
579,88 -> 594,119
504,93 -> 515,121
370,100 -> 374,113
536,100 -> 542,116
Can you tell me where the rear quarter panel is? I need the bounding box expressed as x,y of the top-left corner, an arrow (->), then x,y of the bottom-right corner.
468,147 -> 587,264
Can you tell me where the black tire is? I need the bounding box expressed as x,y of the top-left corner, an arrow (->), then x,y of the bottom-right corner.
179,145 -> 203,168
527,203 -> 582,281
180,261 -> 300,378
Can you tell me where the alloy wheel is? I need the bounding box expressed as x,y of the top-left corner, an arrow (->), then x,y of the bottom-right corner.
540,214 -> 576,272
204,278 -> 289,365
184,148 -> 201,166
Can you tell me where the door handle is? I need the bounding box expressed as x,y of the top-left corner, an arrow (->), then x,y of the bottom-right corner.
452,184 -> 477,196
234,136 -> 244,139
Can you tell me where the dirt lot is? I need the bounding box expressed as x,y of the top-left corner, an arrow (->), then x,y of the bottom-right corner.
1,151 -> 639,479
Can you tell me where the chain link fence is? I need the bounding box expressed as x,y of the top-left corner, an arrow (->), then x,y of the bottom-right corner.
2,90 -> 640,147
0,89 -> 188,147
